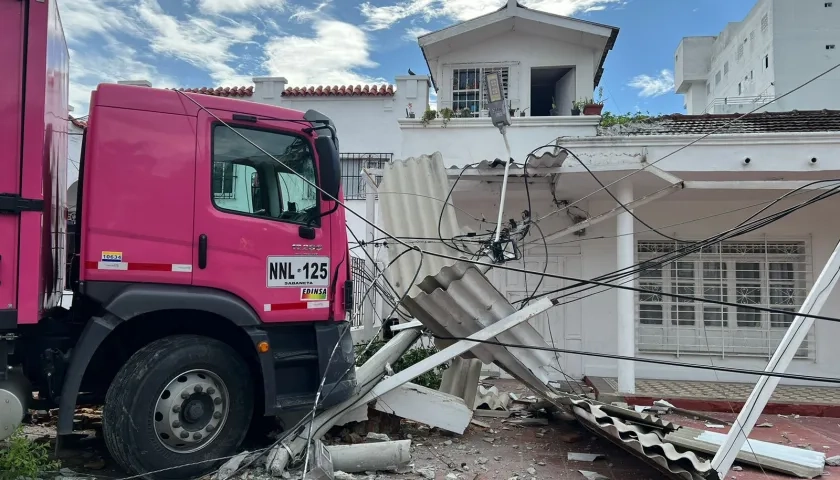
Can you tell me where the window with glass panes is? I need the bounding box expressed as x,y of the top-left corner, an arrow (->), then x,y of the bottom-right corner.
636,240 -> 813,358
451,67 -> 509,116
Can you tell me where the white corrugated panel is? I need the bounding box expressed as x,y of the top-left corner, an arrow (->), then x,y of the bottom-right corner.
378,152 -> 475,300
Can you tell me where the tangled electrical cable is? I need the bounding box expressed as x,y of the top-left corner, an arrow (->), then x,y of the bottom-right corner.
164,61 -> 840,480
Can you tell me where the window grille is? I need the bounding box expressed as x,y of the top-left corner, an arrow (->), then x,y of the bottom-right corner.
350,256 -> 377,328
761,13 -> 769,32
636,239 -> 814,359
340,153 -> 392,200
212,161 -> 236,199
451,66 -> 510,116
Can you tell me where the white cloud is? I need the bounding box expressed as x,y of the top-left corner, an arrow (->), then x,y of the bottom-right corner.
359,0 -> 622,30
628,70 -> 675,98
197,0 -> 286,14
56,0 -> 140,43
289,1 -> 331,22
263,20 -> 386,86
403,26 -> 432,42
134,0 -> 257,85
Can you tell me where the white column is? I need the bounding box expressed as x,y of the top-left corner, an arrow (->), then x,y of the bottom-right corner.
616,181 -> 635,394
363,184 -> 377,342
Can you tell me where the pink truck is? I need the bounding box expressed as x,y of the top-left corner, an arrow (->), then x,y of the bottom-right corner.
0,0 -> 357,477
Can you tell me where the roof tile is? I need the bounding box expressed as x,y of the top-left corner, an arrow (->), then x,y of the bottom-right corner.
282,84 -> 395,97
601,110 -> 840,136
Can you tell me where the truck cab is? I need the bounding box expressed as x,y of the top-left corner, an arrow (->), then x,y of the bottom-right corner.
1,2 -> 356,477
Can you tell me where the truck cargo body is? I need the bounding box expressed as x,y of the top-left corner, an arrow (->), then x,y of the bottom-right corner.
0,0 -> 68,329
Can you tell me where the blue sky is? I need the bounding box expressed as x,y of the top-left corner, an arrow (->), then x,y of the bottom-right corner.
58,0 -> 757,116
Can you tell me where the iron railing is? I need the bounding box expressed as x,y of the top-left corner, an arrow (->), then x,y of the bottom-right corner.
350,255 -> 376,328
340,153 -> 392,200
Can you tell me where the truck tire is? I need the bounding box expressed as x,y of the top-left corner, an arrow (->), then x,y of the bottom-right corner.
102,335 -> 254,479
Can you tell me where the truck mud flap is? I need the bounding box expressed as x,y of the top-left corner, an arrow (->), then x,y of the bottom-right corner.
57,314 -> 120,435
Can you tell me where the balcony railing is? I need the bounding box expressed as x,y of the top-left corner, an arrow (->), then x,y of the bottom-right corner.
708,95 -> 775,114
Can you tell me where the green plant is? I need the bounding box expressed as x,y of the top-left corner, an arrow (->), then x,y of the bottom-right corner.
421,106 -> 438,127
459,108 -> 472,118
354,340 -> 449,389
0,427 -> 61,480
439,107 -> 455,127
599,110 -> 653,127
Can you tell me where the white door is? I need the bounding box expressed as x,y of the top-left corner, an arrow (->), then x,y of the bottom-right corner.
487,249 -> 584,380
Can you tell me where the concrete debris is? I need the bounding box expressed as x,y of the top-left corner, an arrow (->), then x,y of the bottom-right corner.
216,451 -> 249,480
365,432 -> 390,443
704,423 -> 726,429
470,419 -> 491,428
568,453 -> 604,462
333,472 -> 357,480
578,471 -> 609,480
326,440 -> 413,474
826,455 -> 840,466
757,422 -> 775,428
416,466 -> 436,479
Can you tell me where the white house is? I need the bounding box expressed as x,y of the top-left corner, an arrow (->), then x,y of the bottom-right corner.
676,0 -> 840,114
108,0 -> 840,393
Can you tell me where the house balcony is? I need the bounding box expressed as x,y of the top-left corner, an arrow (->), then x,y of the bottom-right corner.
399,102 -> 601,167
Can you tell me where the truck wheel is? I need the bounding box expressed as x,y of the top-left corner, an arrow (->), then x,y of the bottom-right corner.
102,335 -> 254,479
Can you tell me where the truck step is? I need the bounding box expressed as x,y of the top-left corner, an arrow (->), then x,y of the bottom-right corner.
273,350 -> 319,365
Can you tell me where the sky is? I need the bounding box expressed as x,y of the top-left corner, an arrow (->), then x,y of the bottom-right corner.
57,0 -> 758,116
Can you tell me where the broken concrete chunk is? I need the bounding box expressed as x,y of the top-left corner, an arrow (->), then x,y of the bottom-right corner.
326,440 -> 412,474
568,452 -> 605,462
365,432 -> 390,443
578,471 -> 609,480
526,467 -> 537,475
756,422 -> 774,428
826,455 -> 840,466
216,451 -> 249,480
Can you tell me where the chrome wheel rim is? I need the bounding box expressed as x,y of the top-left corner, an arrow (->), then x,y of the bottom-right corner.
153,369 -> 229,453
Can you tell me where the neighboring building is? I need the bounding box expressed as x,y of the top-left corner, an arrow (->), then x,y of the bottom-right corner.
676,0 -> 840,114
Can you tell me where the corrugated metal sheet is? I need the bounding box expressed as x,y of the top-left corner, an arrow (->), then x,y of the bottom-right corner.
571,399 -> 712,480
405,262 -> 564,401
378,152 -> 475,301
446,148 -> 568,173
665,426 -> 826,478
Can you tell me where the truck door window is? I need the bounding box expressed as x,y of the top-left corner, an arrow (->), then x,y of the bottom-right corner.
212,124 -> 320,226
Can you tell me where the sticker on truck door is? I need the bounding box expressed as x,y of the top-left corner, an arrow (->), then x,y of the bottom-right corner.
267,256 -> 330,287
300,288 -> 328,301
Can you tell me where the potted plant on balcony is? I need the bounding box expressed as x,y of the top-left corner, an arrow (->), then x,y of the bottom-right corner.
406,103 -> 416,118
440,107 -> 455,127
582,87 -> 606,116
571,100 -> 582,116
421,106 -> 437,127
459,107 -> 472,118
550,97 -> 559,116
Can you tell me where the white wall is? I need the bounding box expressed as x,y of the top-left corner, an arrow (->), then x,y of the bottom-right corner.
771,0 -> 840,111
441,182 -> 840,384
555,70 -> 576,115
680,0 -> 840,114
578,193 -> 840,384
432,30 -> 598,114
399,116 -> 599,168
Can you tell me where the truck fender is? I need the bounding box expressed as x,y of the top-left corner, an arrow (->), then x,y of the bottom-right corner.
57,284 -> 278,435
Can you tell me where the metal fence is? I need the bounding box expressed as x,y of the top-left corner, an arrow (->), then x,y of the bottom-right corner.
340,153 -> 392,200
350,255 -> 376,329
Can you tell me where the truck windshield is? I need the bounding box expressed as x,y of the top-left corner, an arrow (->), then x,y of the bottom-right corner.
212,125 -> 319,225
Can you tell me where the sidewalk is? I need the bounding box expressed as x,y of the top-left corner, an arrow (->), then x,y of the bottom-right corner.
587,376 -> 840,417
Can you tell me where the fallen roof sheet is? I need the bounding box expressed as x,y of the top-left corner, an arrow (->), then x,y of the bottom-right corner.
404,262 -> 563,400
665,427 -> 826,478
571,399 -> 711,480
378,152 -> 475,301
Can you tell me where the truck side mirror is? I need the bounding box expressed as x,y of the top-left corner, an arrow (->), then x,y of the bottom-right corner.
314,136 -> 341,201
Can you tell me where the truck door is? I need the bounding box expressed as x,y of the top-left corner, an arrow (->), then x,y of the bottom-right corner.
192,110 -> 333,323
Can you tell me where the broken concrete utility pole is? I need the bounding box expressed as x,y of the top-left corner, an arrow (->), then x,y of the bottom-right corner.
710,240 -> 840,479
